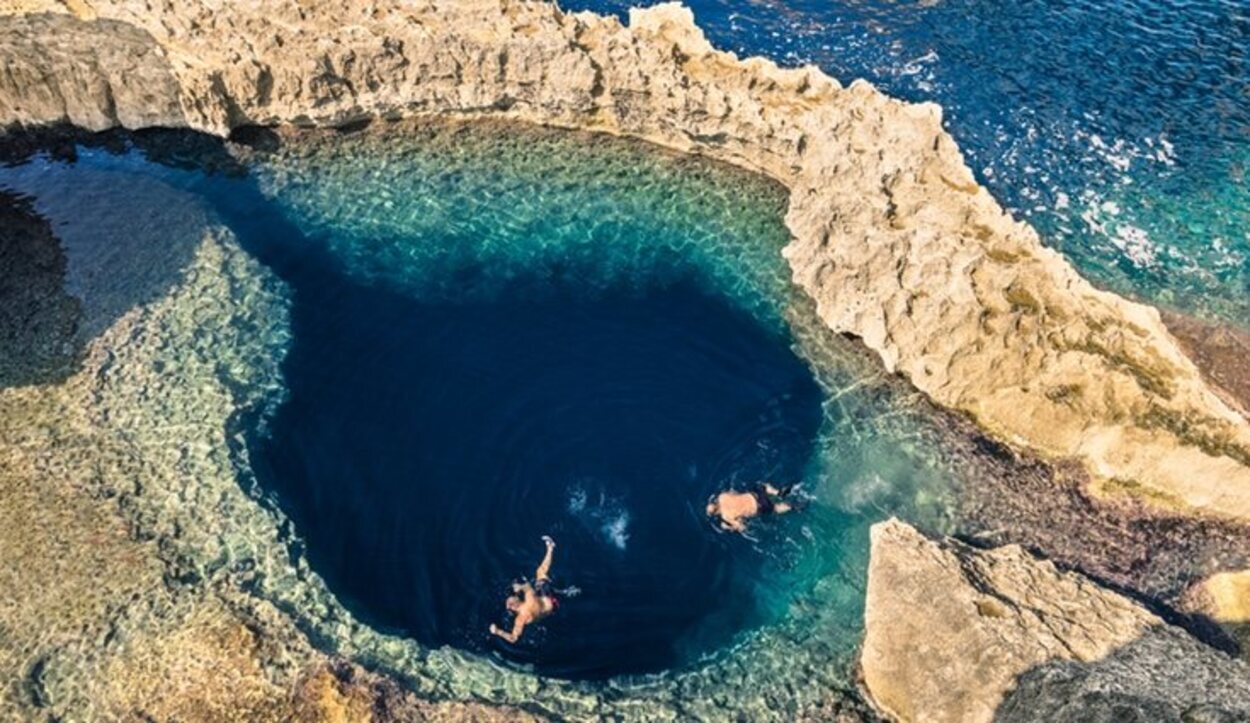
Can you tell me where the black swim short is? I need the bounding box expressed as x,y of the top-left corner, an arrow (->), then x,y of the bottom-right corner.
535,578 -> 560,608
751,484 -> 776,515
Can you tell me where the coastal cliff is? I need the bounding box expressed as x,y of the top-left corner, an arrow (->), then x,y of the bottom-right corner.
862,520 -> 1250,722
3,1 -> 1250,721
2,0 -> 1249,519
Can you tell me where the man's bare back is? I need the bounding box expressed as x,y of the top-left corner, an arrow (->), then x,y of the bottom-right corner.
489,536 -> 560,644
706,483 -> 793,532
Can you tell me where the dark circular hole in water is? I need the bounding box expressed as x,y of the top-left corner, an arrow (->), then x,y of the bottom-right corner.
249,255 -> 824,679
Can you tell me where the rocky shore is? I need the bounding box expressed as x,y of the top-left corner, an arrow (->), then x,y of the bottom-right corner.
3,1 -> 1250,721
2,0 -> 1248,518
862,520 -> 1250,723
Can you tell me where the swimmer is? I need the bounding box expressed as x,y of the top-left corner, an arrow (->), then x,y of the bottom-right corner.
706,482 -> 795,533
489,535 -> 560,644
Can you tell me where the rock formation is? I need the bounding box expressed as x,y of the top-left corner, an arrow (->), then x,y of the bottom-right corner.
1,0 -> 1248,519
4,0 -> 1250,720
1181,568 -> 1250,657
861,519 -> 1250,722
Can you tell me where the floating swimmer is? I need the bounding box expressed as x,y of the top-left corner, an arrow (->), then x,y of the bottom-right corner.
706,482 -> 796,533
489,535 -> 561,644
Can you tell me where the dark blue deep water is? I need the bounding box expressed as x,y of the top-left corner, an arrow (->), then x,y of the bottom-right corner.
3,0 -> 1246,707
1,128 -> 858,692
253,268 -> 822,679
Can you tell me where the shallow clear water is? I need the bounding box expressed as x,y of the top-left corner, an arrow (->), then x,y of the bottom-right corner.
1,1 -> 1245,714
571,0 -> 1250,324
0,123 -> 965,714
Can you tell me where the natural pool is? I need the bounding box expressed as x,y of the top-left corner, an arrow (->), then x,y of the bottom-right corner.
256,258 -> 825,679
0,120 -> 966,715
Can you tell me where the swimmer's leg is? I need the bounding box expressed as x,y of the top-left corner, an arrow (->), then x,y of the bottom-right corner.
490,617 -> 526,644
536,535 -> 556,582
774,501 -> 793,515
765,482 -> 801,500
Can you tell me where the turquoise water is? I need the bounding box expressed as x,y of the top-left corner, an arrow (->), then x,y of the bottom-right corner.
232,121 -> 961,682
572,0 -> 1250,325
0,122 -> 966,714
1,1 -> 1245,714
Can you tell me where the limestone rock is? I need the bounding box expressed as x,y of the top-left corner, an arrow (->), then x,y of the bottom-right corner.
860,519 -> 1250,722
1196,569 -> 1250,624
0,13 -> 182,131
1181,568 -> 1250,658
1163,310 -> 1250,421
994,627 -> 1250,723
2,0 -> 1248,518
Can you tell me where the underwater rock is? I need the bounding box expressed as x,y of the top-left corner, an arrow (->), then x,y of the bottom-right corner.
0,190 -> 81,386
2,0 -> 1249,519
861,519 -> 1250,722
0,222 -> 544,721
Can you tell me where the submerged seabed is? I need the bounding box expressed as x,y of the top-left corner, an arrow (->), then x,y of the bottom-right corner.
1,119 -> 1236,719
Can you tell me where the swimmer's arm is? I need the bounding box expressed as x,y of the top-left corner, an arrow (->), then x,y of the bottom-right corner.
721,517 -> 748,533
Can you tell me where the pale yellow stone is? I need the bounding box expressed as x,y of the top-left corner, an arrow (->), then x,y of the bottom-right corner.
2,0 -> 1247,518
861,519 -> 1159,723
1201,569 -> 1250,623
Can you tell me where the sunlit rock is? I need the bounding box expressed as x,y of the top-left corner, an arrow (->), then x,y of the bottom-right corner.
861,519 -> 1250,722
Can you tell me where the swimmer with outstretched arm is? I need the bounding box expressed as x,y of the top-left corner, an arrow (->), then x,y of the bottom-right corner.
489,535 -> 560,644
706,482 -> 795,533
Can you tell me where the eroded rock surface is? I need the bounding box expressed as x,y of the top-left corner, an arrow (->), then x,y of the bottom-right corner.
993,625 -> 1250,723
1163,310 -> 1250,421
0,12 -> 181,130
861,519 -> 1250,723
1,0 -> 1248,519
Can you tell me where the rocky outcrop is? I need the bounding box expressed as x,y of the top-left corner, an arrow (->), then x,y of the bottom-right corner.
1163,310 -> 1250,421
993,626 -> 1250,723
0,12 -> 181,130
1181,568 -> 1250,658
861,520 -> 1250,722
2,0 -> 1248,519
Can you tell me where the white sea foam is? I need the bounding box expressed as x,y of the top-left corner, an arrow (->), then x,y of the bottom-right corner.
1110,223 -> 1159,268
602,512 -> 631,551
567,483 -> 631,550
567,485 -> 588,514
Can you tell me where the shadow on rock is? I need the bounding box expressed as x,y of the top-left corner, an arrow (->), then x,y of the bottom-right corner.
994,626 -> 1250,722
0,130 -> 243,369
0,190 -> 82,386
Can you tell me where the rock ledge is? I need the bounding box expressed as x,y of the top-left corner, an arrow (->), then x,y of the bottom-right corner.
862,519 -> 1250,722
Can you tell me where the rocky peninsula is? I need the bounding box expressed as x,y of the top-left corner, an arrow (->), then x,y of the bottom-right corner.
2,0 -> 1249,720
